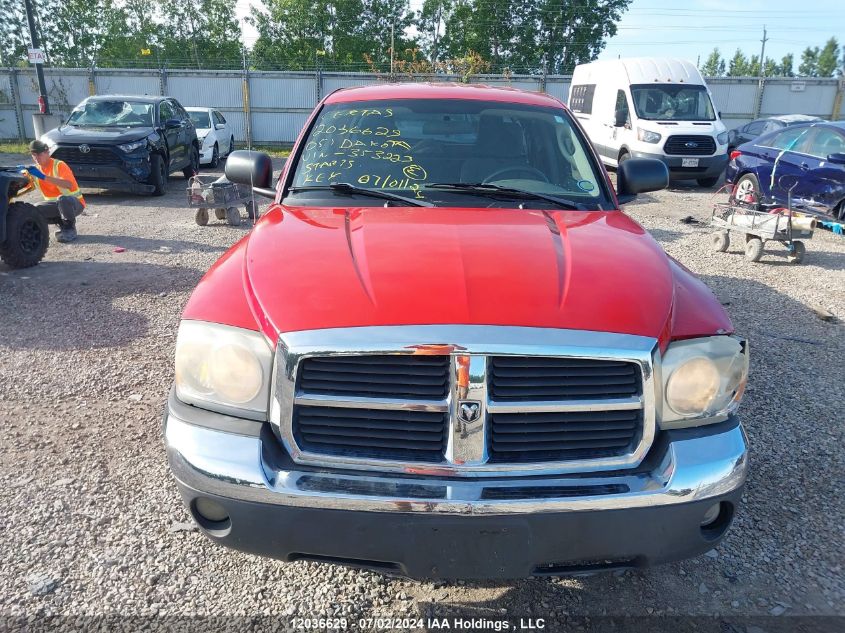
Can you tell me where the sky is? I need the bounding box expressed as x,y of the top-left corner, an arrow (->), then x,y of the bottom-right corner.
235,0 -> 844,68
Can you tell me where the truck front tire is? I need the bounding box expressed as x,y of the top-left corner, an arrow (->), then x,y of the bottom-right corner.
149,153 -> 167,196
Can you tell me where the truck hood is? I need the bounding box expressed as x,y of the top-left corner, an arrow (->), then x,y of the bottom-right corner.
241,206 -> 676,340
45,125 -> 153,145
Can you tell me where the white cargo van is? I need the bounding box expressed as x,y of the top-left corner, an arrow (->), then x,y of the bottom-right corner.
569,58 -> 728,187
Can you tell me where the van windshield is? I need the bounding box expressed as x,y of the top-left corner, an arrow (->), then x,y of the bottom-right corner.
630,85 -> 716,121
286,99 -> 612,210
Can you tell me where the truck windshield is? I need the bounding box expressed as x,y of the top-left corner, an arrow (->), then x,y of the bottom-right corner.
287,99 -> 611,209
630,85 -> 716,121
67,100 -> 154,128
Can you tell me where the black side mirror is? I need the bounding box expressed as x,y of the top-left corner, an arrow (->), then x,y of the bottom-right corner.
225,150 -> 275,198
165,118 -> 181,129
827,152 -> 845,165
614,109 -> 627,127
616,158 -> 669,205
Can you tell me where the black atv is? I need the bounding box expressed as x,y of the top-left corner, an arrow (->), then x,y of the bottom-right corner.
0,167 -> 49,268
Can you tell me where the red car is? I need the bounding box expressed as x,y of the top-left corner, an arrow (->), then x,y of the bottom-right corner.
164,83 -> 750,580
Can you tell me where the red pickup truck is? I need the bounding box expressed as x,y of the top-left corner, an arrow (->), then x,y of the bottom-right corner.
164,83 -> 749,580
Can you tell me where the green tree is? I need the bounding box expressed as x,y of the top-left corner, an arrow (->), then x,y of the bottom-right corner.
762,57 -> 778,77
357,0 -> 417,68
727,49 -> 749,76
250,0 -> 338,70
780,53 -> 794,77
159,0 -> 243,69
251,0 -> 417,71
0,0 -> 30,66
746,54 -> 760,77
437,0 -> 526,69
701,48 -> 725,77
798,46 -> 819,77
533,0 -> 632,74
417,0 -> 451,63
817,37 -> 839,77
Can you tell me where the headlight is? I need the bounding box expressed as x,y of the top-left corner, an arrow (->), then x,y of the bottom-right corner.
717,132 -> 729,145
637,127 -> 661,144
118,139 -> 147,153
41,136 -> 57,150
660,336 -> 748,428
174,320 -> 274,418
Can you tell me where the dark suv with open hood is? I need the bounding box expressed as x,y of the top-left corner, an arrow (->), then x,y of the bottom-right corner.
41,95 -> 199,196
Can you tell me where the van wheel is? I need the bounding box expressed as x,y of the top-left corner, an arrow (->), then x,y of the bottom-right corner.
697,176 -> 719,188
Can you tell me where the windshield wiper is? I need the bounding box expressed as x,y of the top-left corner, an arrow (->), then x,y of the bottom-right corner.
426,183 -> 586,210
288,183 -> 432,207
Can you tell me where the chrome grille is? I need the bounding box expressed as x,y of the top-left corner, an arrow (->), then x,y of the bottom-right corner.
273,326 -> 657,476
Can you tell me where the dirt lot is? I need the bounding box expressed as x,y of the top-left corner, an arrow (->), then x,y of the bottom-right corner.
1,153 -> 843,631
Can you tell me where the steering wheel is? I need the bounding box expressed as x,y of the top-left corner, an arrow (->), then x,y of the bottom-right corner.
483,165 -> 549,184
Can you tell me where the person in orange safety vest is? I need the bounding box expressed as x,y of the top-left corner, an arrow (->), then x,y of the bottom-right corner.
17,139 -> 86,243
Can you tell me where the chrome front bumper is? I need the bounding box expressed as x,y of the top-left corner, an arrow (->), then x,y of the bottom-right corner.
165,402 -> 748,516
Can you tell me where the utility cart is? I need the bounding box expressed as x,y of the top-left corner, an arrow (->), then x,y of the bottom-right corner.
709,178 -> 815,264
187,175 -> 259,227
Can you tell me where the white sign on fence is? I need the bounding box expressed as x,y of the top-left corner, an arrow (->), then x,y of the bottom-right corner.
790,81 -> 806,92
27,48 -> 46,64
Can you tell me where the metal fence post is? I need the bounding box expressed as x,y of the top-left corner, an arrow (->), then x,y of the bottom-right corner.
242,61 -> 252,147
752,77 -> 766,119
10,67 -> 25,141
160,66 -> 168,95
541,57 -> 548,93
832,78 -> 845,121
88,65 -> 96,96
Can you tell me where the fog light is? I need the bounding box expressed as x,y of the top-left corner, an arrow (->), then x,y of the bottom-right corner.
194,497 -> 229,523
700,502 -> 721,527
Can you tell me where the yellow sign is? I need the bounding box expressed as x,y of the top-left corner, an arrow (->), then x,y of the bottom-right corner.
141,48 -> 152,56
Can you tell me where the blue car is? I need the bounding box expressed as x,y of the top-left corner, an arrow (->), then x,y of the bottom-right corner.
725,121 -> 845,220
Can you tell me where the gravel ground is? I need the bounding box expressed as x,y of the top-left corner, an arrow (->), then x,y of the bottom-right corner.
1,155 -> 843,631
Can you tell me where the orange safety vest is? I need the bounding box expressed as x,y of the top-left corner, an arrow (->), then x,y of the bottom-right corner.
33,159 -> 85,207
